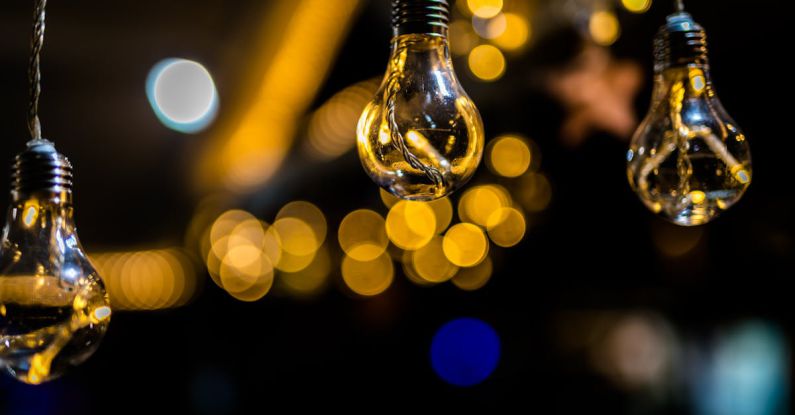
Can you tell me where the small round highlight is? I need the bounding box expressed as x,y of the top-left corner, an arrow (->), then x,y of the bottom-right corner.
492,13 -> 530,50
589,10 -> 620,46
468,45 -> 506,81
276,201 -> 327,245
411,237 -> 459,283
146,58 -> 218,133
272,217 -> 318,257
386,201 -> 436,251
341,252 -> 394,297
443,223 -> 489,267
467,0 -> 503,18
279,244 -> 331,297
431,318 -> 501,387
487,135 -> 532,178
486,207 -> 526,248
458,185 -> 512,227
452,256 -> 493,291
338,209 -> 389,261
621,0 -> 652,13
517,172 -> 552,212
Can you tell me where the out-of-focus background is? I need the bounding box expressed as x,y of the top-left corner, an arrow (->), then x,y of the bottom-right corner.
0,0 -> 792,413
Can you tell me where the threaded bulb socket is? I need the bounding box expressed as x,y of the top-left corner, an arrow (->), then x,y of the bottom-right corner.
11,139 -> 73,203
654,12 -> 708,71
392,0 -> 450,37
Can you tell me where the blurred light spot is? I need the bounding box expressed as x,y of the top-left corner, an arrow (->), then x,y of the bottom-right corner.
449,20 -> 479,56
380,188 -> 400,209
443,223 -> 489,267
338,209 -> 389,261
386,201 -> 436,251
487,135 -> 532,177
622,0 -> 652,13
91,248 -> 198,310
427,197 -> 454,234
652,221 -> 704,257
492,13 -> 530,50
401,249 -> 437,287
516,172 -> 552,212
468,44 -> 505,81
452,256 -> 493,291
692,321 -> 789,415
689,190 -> 706,205
341,252 -> 394,297
472,13 -> 506,40
412,236 -> 459,283
22,201 -> 38,228
306,78 -> 379,159
589,10 -> 620,46
276,201 -> 327,245
272,217 -> 318,257
431,317 -> 500,387
592,314 -> 675,390
467,0 -> 503,19
278,244 -> 330,298
486,207 -> 526,247
274,250 -> 315,273
146,58 -> 218,133
200,0 -> 360,192
458,184 -> 512,227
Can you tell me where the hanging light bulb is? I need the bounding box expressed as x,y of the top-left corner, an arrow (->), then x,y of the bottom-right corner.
0,0 -> 111,385
627,0 -> 751,225
357,0 -> 484,200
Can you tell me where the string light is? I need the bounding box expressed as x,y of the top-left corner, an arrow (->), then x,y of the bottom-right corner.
627,1 -> 751,225
357,0 -> 484,200
0,0 -> 112,385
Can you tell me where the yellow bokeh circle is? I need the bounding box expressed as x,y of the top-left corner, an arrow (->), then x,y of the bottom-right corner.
443,223 -> 489,267
341,252 -> 394,297
338,209 -> 389,261
386,201 -> 436,250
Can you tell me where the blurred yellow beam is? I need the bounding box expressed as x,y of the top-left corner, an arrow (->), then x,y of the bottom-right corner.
198,0 -> 361,193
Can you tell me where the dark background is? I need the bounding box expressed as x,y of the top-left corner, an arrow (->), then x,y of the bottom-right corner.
1,0 -> 792,413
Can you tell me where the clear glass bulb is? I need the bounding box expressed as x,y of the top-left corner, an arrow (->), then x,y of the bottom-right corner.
357,32 -> 484,200
627,12 -> 751,226
0,140 -> 110,384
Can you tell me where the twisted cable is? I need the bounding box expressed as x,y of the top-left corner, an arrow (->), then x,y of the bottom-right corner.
384,38 -> 446,188
28,0 -> 48,141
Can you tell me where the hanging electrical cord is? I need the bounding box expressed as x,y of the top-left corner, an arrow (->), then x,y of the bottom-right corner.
27,0 -> 47,141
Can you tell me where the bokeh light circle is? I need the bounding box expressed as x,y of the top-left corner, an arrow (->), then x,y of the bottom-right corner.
146,58 -> 218,133
431,318 -> 501,387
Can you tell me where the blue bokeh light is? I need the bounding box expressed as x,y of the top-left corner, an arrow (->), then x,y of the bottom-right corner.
430,317 -> 500,387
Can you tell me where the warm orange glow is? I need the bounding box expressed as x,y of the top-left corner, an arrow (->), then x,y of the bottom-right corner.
443,223 -> 489,267
341,252 -> 394,297
198,0 -> 361,192
468,44 -> 506,81
386,201 -> 437,251
493,13 -> 531,51
488,135 -> 532,177
338,209 -> 389,261
467,0 -> 503,18
90,248 -> 197,310
307,79 -> 379,159
278,245 -> 331,297
452,256 -> 493,291
411,236 -> 459,283
458,184 -> 512,227
589,10 -> 620,46
486,207 -> 526,247
517,172 -> 552,212
276,201 -> 328,245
